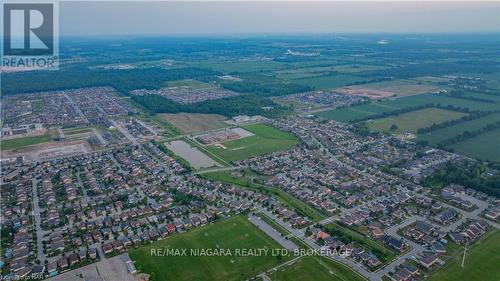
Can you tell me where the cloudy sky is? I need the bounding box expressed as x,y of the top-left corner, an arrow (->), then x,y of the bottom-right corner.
60,1 -> 500,35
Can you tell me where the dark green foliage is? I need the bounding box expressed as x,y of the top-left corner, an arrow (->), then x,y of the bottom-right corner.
132,94 -> 290,117
423,161 -> 500,197
1,67 -> 220,95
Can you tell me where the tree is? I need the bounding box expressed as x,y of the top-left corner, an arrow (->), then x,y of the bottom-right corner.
390,124 -> 398,131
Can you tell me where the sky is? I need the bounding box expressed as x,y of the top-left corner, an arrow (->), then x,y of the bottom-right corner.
60,1 -> 500,36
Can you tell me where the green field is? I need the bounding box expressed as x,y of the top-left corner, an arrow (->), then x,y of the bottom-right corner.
274,67 -> 334,80
274,256 -> 366,281
428,230 -> 500,281
417,112 -> 500,145
448,128 -> 500,162
333,64 -> 389,74
190,59 -> 286,73
206,123 -> 298,162
1,134 -> 52,150
293,74 -> 369,90
316,93 -> 500,123
203,171 -> 325,222
367,108 -> 468,133
129,215 -> 289,281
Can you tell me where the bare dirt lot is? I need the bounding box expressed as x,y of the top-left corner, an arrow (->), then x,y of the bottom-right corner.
1,140 -> 92,162
158,113 -> 228,133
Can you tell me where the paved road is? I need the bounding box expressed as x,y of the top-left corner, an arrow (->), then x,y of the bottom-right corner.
92,128 -> 108,146
63,93 -> 89,124
31,179 -> 46,264
248,214 -> 299,251
111,120 -> 138,145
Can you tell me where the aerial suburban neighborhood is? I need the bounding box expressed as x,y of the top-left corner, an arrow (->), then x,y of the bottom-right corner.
1,1 -> 499,281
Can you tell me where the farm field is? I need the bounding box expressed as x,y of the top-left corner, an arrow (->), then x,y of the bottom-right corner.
274,66 -> 334,80
158,113 -> 228,134
190,59 -> 286,73
1,134 -> 52,150
206,123 -> 298,162
275,256 -> 366,281
293,74 -> 370,90
349,79 -> 443,97
428,230 -> 500,281
416,112 -> 500,145
332,64 -> 389,74
367,108 -> 468,133
128,215 -> 290,281
448,128 -> 500,162
316,93 -> 500,123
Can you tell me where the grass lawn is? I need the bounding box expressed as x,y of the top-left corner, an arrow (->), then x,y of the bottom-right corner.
428,230 -> 500,281
367,107 -> 468,133
203,171 -> 325,222
274,256 -> 366,281
1,134 -> 52,150
206,123 -> 298,162
448,128 -> 500,162
129,215 -> 289,281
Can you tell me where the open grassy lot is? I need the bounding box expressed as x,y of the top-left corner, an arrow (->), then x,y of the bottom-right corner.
324,223 -> 396,263
367,108 -> 468,133
165,79 -> 214,89
129,215 -> 289,281
203,171 -> 325,222
428,230 -> 500,281
417,112 -> 500,145
62,127 -> 94,135
206,123 -> 298,162
274,256 -> 366,281
293,74 -> 369,90
349,79 -> 443,97
157,113 -> 227,134
448,128 -> 500,162
1,134 -> 52,150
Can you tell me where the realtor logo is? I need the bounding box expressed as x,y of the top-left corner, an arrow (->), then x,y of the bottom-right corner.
3,3 -> 54,56
2,1 -> 58,70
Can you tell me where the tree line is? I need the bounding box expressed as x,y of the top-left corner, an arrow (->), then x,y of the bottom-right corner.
437,121 -> 500,148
